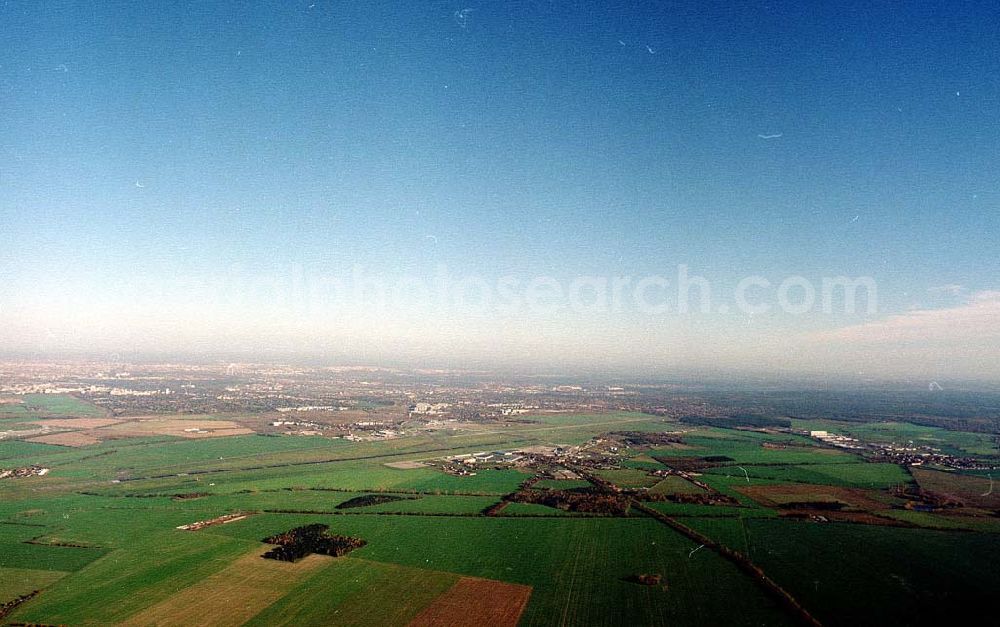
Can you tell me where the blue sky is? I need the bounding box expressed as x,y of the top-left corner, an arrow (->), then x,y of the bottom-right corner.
2,1 -> 998,379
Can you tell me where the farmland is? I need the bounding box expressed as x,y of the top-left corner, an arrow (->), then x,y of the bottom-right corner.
245,558 -> 459,626
0,394 -> 105,419
1,388 -> 998,625
684,518 -> 1000,626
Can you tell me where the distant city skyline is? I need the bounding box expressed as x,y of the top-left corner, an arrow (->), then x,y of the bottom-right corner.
2,1 -> 998,380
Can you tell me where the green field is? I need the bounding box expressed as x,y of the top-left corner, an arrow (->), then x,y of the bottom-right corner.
203,513 -> 789,626
0,567 -> 68,603
652,430 -> 859,465
702,461 -> 913,489
592,468 -> 661,489
685,517 -> 1000,626
532,478 -> 593,490
502,502 -> 579,516
13,532 -> 252,624
0,394 -> 106,418
2,409 -> 998,625
245,557 -> 458,626
647,475 -> 706,495
0,542 -> 107,572
842,422 -> 999,457
342,494 -> 499,514
789,419 -> 1000,458
0,440 -> 68,462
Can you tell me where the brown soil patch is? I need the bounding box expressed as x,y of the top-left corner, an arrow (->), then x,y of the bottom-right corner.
32,418 -> 122,429
827,511 -> 906,526
768,445 -> 845,457
385,460 -> 429,469
779,510 -> 908,526
653,456 -> 726,471
176,513 -> 251,531
98,418 -> 254,439
911,467 -> 1000,510
119,549 -> 328,627
737,483 -> 891,511
26,432 -> 101,447
652,442 -> 696,450
408,577 -> 532,627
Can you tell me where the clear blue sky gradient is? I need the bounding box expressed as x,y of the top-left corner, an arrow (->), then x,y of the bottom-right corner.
2,1 -> 998,377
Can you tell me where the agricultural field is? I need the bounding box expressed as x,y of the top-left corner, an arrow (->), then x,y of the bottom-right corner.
119,548 -> 332,627
532,478 -> 593,491
13,394 -> 105,418
840,422 -> 999,457
651,430 -> 858,466
245,557 -> 460,626
592,468 -> 661,489
685,518 -> 1000,626
647,475 -> 706,496
1,402 -> 997,625
910,466 -> 1000,509
702,462 -> 913,489
409,577 -> 533,627
26,431 -> 103,447
501,502 -> 579,516
0,568 -> 68,604
203,513 -> 790,626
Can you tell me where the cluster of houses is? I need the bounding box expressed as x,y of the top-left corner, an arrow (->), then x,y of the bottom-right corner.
485,403 -> 536,416
176,512 -> 250,531
438,450 -> 526,475
450,450 -> 525,465
409,402 -> 451,415
0,465 -> 50,479
868,443 -> 995,470
808,430 -> 863,449
342,427 -> 403,441
269,419 -> 332,436
809,429 -> 997,471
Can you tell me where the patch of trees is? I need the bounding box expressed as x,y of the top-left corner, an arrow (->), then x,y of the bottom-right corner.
0,591 -> 40,621
607,431 -> 684,447
335,494 -> 415,509
262,524 -> 366,561
520,476 -> 542,490
94,491 -> 211,500
891,485 -> 965,510
506,489 -> 631,516
482,501 -> 510,516
680,414 -> 791,429
653,456 -> 729,471
24,539 -> 94,548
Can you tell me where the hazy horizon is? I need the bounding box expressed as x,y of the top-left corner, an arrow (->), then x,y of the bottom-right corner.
4,350 -> 1000,393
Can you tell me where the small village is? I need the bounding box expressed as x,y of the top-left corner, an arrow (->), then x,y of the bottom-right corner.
0,465 -> 50,480
807,429 -> 998,471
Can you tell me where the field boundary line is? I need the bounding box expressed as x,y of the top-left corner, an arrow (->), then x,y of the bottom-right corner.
632,501 -> 822,627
